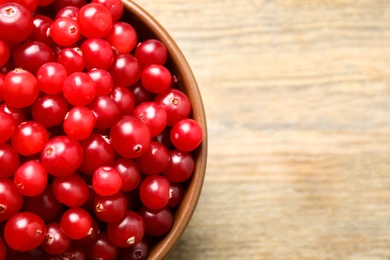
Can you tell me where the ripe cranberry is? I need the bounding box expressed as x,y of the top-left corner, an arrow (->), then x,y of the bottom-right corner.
135,39 -> 167,68
107,210 -> 144,247
86,232 -> 118,260
0,143 -> 20,178
94,192 -> 127,223
41,135 -> 83,177
36,62 -> 68,95
133,101 -> 167,137
31,94 -> 69,127
79,133 -> 115,175
135,141 -> 169,175
63,106 -> 96,140
163,150 -> 194,183
1,68 -> 39,108
86,68 -> 113,96
170,118 -> 203,152
0,103 -> 26,125
139,175 -> 171,210
110,116 -> 151,158
104,21 -> 137,54
0,109 -> 15,143
11,121 -> 49,156
4,212 -> 46,252
14,160 -> 47,196
60,208 -> 92,240
77,3 -> 112,38
30,15 -> 53,46
129,81 -> 152,106
155,88 -> 192,126
13,41 -> 55,74
167,182 -> 184,208
0,178 -> 23,222
109,85 -> 136,116
55,6 -> 79,20
1,0 -> 38,13
57,47 -> 85,74
141,64 -> 172,94
109,54 -> 141,87
92,0 -> 123,22
0,3 -> 33,43
41,223 -> 71,255
81,38 -> 114,70
0,40 -> 10,67
87,95 -> 120,130
92,166 -> 123,196
50,17 -> 80,46
138,206 -> 173,236
118,239 -> 150,260
113,157 -> 140,192
22,185 -> 63,222
63,72 -> 96,106
52,173 -> 89,207
73,218 -> 99,246
56,245 -> 88,260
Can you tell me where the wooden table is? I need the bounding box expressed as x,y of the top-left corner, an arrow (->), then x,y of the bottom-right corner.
135,0 -> 390,259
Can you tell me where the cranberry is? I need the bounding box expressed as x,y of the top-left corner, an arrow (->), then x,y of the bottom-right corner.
11,121 -> 49,156
0,40 -> 10,67
167,182 -> 184,208
141,64 -> 172,94
92,0 -> 123,22
163,150 -> 194,183
138,206 -> 173,236
135,141 -> 169,175
107,210 -> 144,247
139,175 -> 171,210
109,53 -> 141,87
0,109 -> 15,143
31,94 -> 69,127
30,15 -> 53,46
81,38 -> 114,70
109,85 -> 136,116
36,62 -> 68,95
41,223 -> 71,255
170,118 -> 203,152
86,68 -> 113,96
94,192 -> 127,223
86,232 -> 118,260
60,208 -> 92,240
57,47 -> 85,74
63,72 -> 96,106
13,41 -> 55,74
0,3 -> 33,43
135,39 -> 167,68
104,21 -> 137,54
4,212 -> 46,252
0,178 -> 23,222
92,166 -> 123,196
50,17 -> 80,46
0,103 -> 26,125
118,239 -> 150,260
87,95 -> 120,130
133,101 -> 167,137
14,160 -> 47,196
63,106 -> 96,140
0,143 -> 20,178
52,173 -> 89,207
77,3 -> 112,38
55,6 -> 79,20
113,157 -> 140,192
73,218 -> 99,246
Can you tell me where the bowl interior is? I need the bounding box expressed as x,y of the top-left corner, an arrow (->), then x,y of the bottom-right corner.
121,1 -> 208,259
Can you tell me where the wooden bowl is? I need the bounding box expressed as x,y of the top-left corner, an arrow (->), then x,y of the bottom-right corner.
121,1 -> 208,259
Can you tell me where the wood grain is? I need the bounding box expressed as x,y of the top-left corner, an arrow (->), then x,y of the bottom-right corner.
134,0 -> 390,259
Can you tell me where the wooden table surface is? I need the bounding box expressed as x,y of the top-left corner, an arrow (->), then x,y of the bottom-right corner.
135,0 -> 390,259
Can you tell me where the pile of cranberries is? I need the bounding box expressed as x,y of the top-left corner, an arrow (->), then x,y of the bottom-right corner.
0,0 -> 203,259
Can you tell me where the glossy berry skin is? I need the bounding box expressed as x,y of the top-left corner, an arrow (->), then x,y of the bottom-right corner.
63,72 -> 96,106
60,208 -> 92,240
55,5 -> 79,20
11,121 -> 49,156
87,68 -> 113,96
0,109 -> 15,143
77,3 -> 112,38
113,157 -> 140,192
86,232 -> 118,260
73,218 -> 99,246
4,212 -> 46,252
104,21 -> 137,54
41,135 -> 83,177
14,160 -> 47,196
94,192 -> 127,223
107,210 -> 144,247
155,88 -> 192,126
36,62 -> 68,95
13,41 -> 55,74
79,133 -> 116,175
135,39 -> 167,68
129,81 -> 152,106
133,101 -> 167,137
57,47 -> 85,74
141,65 -> 172,94
109,54 -> 141,87
63,106 -> 96,140
1,68 -> 39,108
31,94 -> 69,127
167,182 -> 184,208
50,17 -> 80,46
29,15 -> 53,46
118,239 -> 150,260
135,142 -> 169,175
0,40 -> 10,67
163,150 -> 194,183
41,223 -> 71,255
81,38 -> 114,70
139,175 -> 171,210
0,103 -> 26,125
170,118 -> 203,152
0,178 -> 23,222
22,185 -> 63,223
0,3 -> 33,43
138,206 -> 173,237
110,116 -> 151,158
87,95 -> 120,130
0,143 -> 20,178
92,0 -> 123,22
92,166 -> 123,196
52,173 -> 89,207
110,85 -> 135,116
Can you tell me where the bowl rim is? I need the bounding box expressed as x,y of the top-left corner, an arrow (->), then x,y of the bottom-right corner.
122,1 -> 208,259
